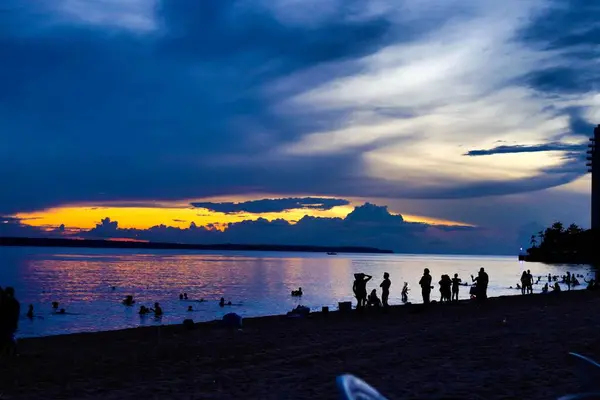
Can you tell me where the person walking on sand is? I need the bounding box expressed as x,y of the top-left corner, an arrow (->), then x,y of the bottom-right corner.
471,268 -> 489,302
451,273 -> 462,302
380,272 -> 391,308
419,268 -> 433,304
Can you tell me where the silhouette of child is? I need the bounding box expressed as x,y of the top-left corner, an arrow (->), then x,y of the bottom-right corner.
451,274 -> 462,301
367,289 -> 381,308
401,282 -> 409,303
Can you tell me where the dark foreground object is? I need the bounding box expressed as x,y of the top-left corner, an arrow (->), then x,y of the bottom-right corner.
2,291 -> 600,399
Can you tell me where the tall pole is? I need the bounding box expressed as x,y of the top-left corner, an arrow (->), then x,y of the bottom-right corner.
588,125 -> 599,232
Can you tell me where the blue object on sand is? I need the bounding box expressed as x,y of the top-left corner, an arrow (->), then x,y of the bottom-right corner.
336,375 -> 388,400
557,353 -> 600,400
222,313 -> 242,329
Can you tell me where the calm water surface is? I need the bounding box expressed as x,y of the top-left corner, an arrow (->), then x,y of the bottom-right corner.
0,246 -> 593,338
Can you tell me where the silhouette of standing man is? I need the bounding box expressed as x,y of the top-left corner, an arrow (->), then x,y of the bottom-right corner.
472,268 -> 489,302
380,272 -> 391,308
419,268 -> 433,304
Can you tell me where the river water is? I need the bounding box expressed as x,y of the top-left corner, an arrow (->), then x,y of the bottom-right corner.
0,246 -> 592,337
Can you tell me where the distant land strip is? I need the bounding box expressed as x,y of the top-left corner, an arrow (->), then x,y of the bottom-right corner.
0,236 -> 394,254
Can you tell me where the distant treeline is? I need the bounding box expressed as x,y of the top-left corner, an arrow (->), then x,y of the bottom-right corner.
523,222 -> 598,264
0,236 -> 394,254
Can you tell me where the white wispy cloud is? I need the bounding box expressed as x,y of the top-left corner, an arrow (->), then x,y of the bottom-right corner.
277,0 -> 595,186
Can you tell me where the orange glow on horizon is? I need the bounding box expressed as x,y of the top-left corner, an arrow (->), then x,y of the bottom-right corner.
13,196 -> 474,231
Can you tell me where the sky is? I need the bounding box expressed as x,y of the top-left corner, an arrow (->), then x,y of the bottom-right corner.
0,0 -> 598,254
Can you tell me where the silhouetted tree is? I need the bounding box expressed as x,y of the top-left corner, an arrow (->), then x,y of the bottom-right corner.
530,235 -> 537,248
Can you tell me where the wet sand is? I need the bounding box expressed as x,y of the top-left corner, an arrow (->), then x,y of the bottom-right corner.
2,290 -> 600,399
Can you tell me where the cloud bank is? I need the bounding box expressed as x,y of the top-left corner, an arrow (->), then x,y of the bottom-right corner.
1,203 -> 518,255
191,197 -> 350,214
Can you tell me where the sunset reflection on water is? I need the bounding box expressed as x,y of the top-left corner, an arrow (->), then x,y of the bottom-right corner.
0,246 -> 593,338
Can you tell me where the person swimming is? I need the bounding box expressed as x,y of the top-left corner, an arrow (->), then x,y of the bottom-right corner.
542,283 -> 549,293
219,297 -> 232,307
151,302 -> 163,316
291,287 -> 303,296
187,305 -> 193,312
122,295 -> 135,306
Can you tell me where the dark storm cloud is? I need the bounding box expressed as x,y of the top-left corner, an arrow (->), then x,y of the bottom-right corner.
191,197 -> 350,214
464,142 -> 587,156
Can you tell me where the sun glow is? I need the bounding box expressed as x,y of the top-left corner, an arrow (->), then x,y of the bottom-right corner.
13,197 -> 474,231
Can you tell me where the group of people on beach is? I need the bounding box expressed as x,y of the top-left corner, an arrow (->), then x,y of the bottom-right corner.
0,286 -> 20,357
352,268 -> 490,308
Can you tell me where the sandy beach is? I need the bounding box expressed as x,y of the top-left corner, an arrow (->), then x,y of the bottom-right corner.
2,290 -> 600,399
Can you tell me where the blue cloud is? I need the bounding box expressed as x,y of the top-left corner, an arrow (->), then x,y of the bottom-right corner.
464,142 -> 587,156
191,197 -> 350,214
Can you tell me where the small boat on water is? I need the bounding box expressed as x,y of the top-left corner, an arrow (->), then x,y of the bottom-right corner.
327,252 -> 337,255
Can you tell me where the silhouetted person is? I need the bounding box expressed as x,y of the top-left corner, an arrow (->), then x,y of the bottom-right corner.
139,306 -> 150,315
291,287 -> 303,296
152,302 -> 163,316
472,268 -> 489,301
401,282 -> 409,303
451,273 -> 461,301
526,270 -> 533,294
380,273 -> 391,307
26,304 -> 34,319
57,308 -> 66,314
553,282 -> 561,293
184,293 -> 188,300
353,273 -> 372,309
52,301 -> 59,310
566,271 -> 572,290
0,287 -> 20,357
419,268 -> 433,304
542,283 -> 549,293
367,289 -> 382,308
187,306 -> 193,312
548,273 -> 552,283
520,271 -> 528,295
123,295 -> 135,306
439,275 -> 452,302
179,293 -> 184,300
219,297 -> 231,307
584,278 -> 598,291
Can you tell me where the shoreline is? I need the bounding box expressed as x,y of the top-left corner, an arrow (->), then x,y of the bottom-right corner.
3,290 -> 600,399
16,284 -> 590,340
13,289 -> 582,340
0,237 -> 393,254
